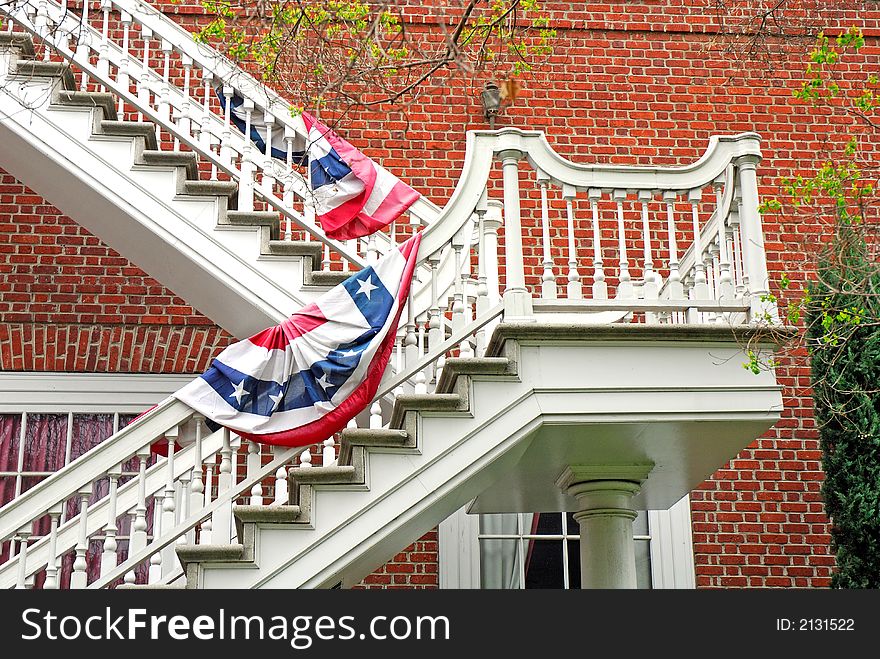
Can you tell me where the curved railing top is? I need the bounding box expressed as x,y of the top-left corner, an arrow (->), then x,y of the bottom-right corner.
418,128 -> 762,261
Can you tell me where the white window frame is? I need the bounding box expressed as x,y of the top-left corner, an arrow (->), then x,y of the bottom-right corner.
0,372 -> 193,498
439,496 -> 696,589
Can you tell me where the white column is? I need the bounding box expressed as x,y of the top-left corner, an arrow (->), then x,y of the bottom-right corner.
557,465 -> 652,589
735,155 -> 776,322
499,149 -> 533,319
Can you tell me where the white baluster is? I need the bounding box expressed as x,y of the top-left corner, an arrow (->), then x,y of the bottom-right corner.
177,470 -> 192,546
97,0 -> 111,83
369,401 -> 383,429
237,98 -> 256,212
689,188 -> 710,300
638,190 -> 659,323
272,445 -> 290,505
116,11 -> 132,115
100,464 -> 122,578
322,438 -> 336,466
75,0 -> 90,90
137,24 -> 152,124
588,189 -> 607,299
474,205 -> 490,355
14,527 -> 31,589
247,441 -> 264,506
70,484 -> 92,588
663,191 -> 684,299
262,110 -> 275,190
199,454 -> 215,545
639,190 -> 658,295
125,447 -> 150,584
715,177 -> 735,300
197,70 -> 213,148
414,313 -> 428,394
35,0 -> 51,61
393,334 -> 406,398
159,429 -> 178,574
538,173 -> 557,299
148,493 -> 162,583
220,85 -> 234,163
43,506 -> 62,589
451,229 -> 467,334
284,127 -> 297,241
322,243 -> 331,272
211,428 -> 233,545
299,449 -> 312,469
562,184 -> 582,300
613,190 -> 633,298
427,256 -> 441,384
499,149 -> 533,318
189,415 -> 205,543
178,54 -> 193,146
402,291 -> 417,394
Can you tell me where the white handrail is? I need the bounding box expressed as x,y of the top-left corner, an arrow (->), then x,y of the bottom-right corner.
0,422 -> 225,588
0,397 -> 190,545
89,444 -> 299,589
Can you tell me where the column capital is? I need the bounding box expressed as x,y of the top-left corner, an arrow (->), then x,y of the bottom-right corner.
497,148 -> 524,163
734,153 -> 762,169
555,464 -> 654,492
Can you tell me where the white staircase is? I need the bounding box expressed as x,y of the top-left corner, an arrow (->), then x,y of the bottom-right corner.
0,0 -> 787,589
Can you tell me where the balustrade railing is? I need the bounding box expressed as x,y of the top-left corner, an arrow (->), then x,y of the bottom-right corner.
1,0 -> 777,589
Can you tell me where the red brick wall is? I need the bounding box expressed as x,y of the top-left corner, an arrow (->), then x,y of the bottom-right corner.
4,0 -> 879,587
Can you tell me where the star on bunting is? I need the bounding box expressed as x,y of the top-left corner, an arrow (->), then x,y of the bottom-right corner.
229,380 -> 249,404
356,275 -> 378,300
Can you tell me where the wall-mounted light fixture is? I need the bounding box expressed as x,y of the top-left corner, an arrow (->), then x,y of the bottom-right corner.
480,82 -> 502,129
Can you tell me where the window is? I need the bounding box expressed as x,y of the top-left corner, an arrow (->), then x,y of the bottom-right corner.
0,373 -> 194,587
439,497 -> 696,589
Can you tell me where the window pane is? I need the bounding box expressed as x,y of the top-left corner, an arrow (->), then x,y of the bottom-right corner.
70,414 -> 116,462
533,511 -> 562,535
524,539 -> 564,589
21,475 -> 48,494
479,538 -> 520,589
22,414 -> 68,472
0,476 -> 17,509
0,414 -> 22,473
567,539 -> 581,587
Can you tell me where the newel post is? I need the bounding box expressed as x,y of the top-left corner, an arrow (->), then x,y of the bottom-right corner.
498,149 -> 534,320
735,154 -> 777,323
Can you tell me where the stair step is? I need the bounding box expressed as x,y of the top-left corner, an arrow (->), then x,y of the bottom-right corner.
233,504 -> 301,524
308,270 -> 350,287
176,543 -> 244,567
140,149 -> 198,178
99,120 -> 158,149
290,464 -> 357,486
183,179 -> 238,197
0,32 -> 35,57
225,210 -> 280,239
14,60 -> 76,91
435,357 -> 513,393
56,90 -> 117,121
338,428 -> 411,465
233,505 -> 302,543
266,240 -> 322,260
390,393 -> 465,429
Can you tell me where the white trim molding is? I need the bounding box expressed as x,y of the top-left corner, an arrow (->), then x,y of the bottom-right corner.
0,372 -> 194,412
